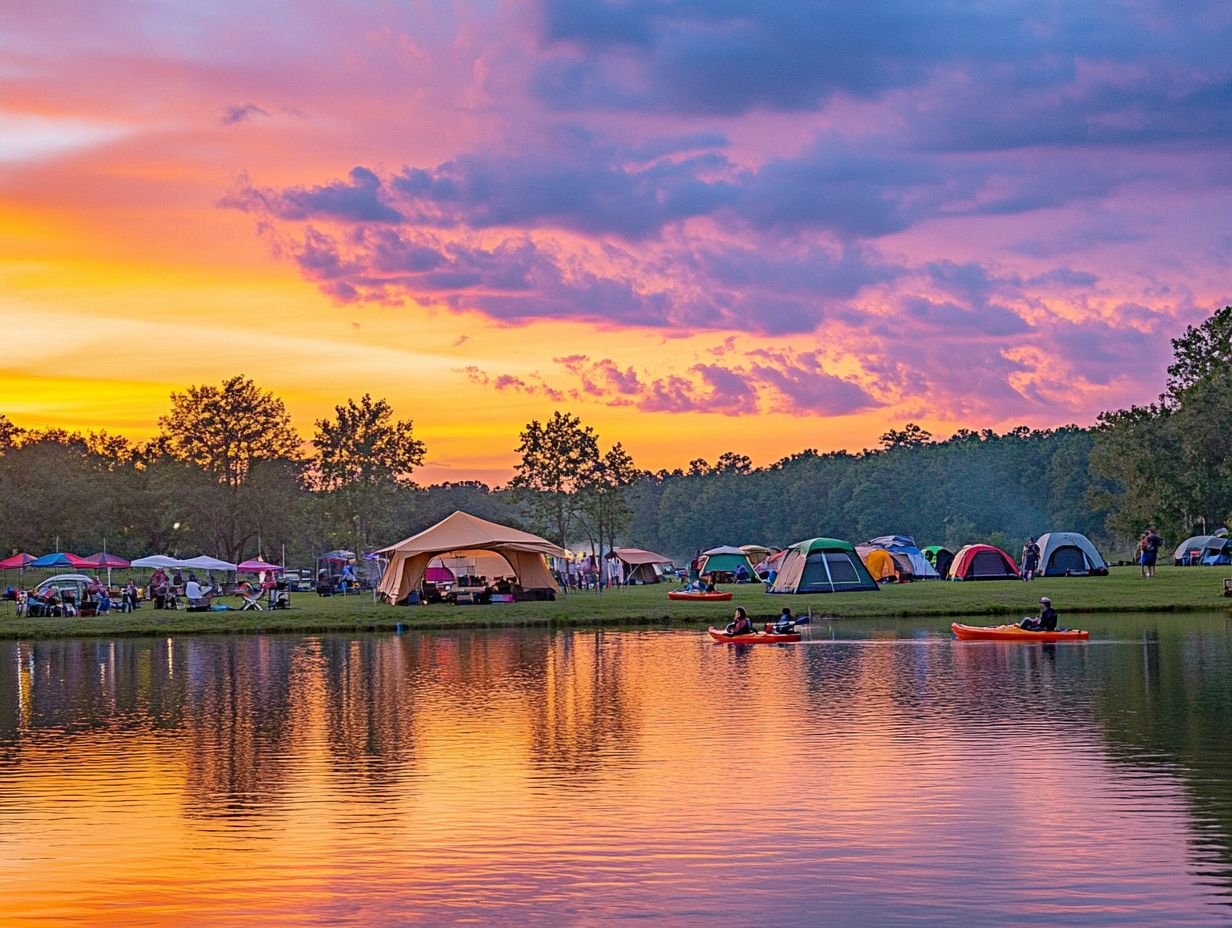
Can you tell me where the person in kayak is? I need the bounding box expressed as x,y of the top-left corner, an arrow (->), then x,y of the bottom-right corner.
1020,597 -> 1058,631
725,607 -> 753,636
768,607 -> 796,634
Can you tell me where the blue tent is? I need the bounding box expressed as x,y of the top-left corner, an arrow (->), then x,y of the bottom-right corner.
864,535 -> 940,579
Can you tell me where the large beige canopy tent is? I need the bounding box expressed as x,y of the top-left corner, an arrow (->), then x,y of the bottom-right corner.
377,511 -> 566,603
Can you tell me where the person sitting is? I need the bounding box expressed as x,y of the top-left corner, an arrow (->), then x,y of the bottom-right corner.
1020,597 -> 1058,631
95,587 -> 112,615
184,578 -> 213,611
725,606 -> 753,636
770,607 -> 796,634
734,563 -> 750,584
702,574 -> 717,593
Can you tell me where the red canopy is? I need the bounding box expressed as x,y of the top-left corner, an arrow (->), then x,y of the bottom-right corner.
0,553 -> 35,569
237,559 -> 284,572
81,552 -> 131,569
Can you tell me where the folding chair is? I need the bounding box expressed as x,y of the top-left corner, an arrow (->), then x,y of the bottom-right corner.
241,591 -> 264,611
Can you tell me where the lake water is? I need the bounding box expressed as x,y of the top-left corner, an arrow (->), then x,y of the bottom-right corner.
1,615 -> 1230,926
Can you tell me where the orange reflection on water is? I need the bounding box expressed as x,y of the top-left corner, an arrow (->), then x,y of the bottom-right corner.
0,630 -> 1228,926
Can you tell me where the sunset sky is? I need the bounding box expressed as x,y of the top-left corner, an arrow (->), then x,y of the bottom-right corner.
2,1 -> 1229,483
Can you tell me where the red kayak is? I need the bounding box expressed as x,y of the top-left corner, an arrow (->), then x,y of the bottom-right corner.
669,590 -> 733,602
709,627 -> 801,644
951,622 -> 1089,642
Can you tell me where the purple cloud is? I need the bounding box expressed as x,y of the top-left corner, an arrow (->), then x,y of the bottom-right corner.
221,103 -> 270,125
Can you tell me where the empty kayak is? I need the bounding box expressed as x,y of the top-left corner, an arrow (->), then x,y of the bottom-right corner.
709,627 -> 801,644
951,622 -> 1089,642
669,591 -> 733,601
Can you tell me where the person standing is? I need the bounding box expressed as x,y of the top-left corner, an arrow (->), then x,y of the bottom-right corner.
1021,537 -> 1040,582
1143,526 -> 1162,578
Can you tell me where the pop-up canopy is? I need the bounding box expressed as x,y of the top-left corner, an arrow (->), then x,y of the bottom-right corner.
31,552 -> 92,569
237,559 -> 283,573
131,555 -> 184,569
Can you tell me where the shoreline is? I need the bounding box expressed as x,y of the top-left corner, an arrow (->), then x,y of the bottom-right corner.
1,594 -> 1227,640
2,566 -> 1225,640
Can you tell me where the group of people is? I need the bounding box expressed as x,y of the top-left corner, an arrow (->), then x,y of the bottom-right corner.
724,607 -> 800,636
1137,527 -> 1162,578
147,567 -> 214,609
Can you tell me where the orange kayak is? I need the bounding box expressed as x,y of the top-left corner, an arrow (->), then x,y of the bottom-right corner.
668,590 -> 733,601
951,622 -> 1089,642
709,627 -> 801,644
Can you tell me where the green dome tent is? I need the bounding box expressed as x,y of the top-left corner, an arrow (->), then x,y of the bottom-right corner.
768,538 -> 879,594
698,546 -> 759,582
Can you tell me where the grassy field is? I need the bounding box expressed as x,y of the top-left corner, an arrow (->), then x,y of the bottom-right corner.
1,565 -> 1229,639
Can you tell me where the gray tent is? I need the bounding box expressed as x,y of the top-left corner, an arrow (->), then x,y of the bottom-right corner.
1035,532 -> 1108,576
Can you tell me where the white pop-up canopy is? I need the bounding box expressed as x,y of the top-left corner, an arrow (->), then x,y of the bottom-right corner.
130,554 -> 238,571
130,555 -> 183,569
180,555 -> 238,571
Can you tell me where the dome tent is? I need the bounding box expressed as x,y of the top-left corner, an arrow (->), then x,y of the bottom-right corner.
923,546 -> 955,578
860,547 -> 899,582
948,544 -> 1019,581
1035,532 -> 1108,576
769,538 -> 879,594
698,546 -> 759,581
1173,535 -> 1215,565
863,535 -> 940,580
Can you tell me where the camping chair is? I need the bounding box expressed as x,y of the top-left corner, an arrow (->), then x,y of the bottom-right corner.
240,590 -> 264,611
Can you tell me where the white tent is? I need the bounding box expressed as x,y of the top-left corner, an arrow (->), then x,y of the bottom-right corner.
130,554 -> 237,571
130,555 -> 184,569
180,555 -> 238,571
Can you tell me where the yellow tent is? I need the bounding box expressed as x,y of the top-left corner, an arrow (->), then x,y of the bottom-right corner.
861,547 -> 899,582
376,511 -> 566,604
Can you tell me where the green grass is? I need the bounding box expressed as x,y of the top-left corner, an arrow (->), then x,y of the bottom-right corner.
1,565 -> 1229,639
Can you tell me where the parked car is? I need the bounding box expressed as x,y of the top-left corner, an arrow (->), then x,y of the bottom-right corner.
34,574 -> 95,602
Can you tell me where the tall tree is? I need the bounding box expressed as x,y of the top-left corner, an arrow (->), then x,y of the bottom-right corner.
1166,305 -> 1232,401
312,394 -> 426,489
0,414 -> 23,453
154,376 -> 303,561
577,442 -> 641,569
158,375 -> 301,487
879,423 -> 933,450
311,395 -> 428,552
510,412 -> 599,547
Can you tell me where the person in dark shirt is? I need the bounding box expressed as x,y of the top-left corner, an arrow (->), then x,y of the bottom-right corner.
771,607 -> 796,634
1142,526 -> 1162,578
1021,538 -> 1040,582
725,607 -> 752,636
1020,597 -> 1058,631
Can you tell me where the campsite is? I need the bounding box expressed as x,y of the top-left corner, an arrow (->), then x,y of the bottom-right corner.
2,563 -> 1227,639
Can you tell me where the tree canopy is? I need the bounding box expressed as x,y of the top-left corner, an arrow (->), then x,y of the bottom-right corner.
158,375 -> 301,487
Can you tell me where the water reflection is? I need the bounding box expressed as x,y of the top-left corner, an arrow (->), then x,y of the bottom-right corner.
0,618 -> 1229,926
